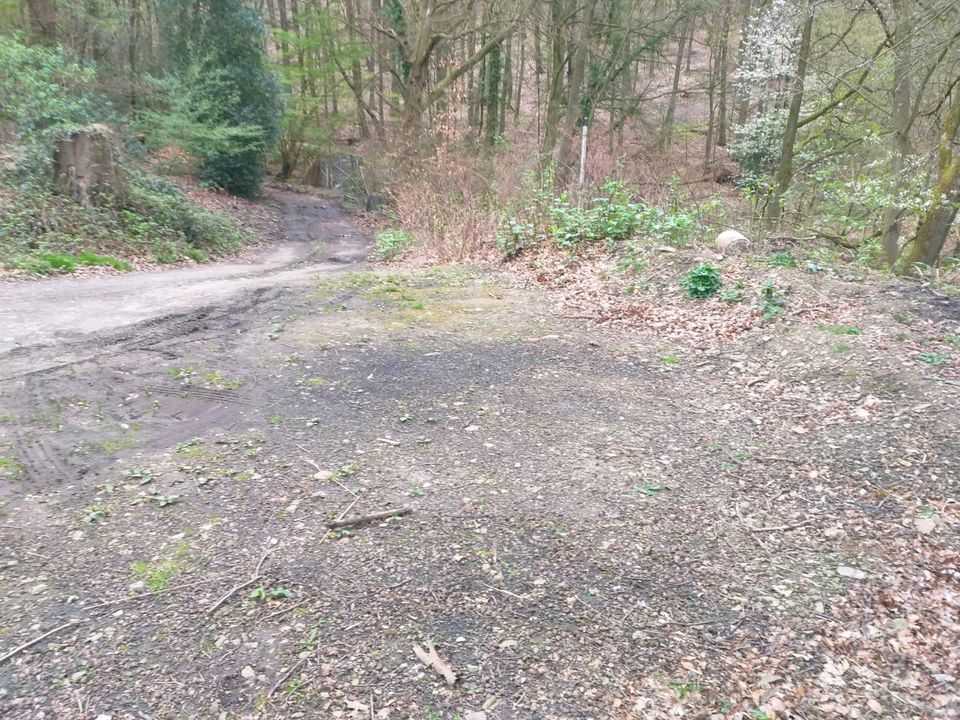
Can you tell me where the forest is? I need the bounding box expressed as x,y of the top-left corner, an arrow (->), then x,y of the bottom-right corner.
2,0 -> 960,272
1,2 -> 959,720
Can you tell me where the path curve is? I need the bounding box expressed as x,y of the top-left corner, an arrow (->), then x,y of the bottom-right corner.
0,190 -> 369,353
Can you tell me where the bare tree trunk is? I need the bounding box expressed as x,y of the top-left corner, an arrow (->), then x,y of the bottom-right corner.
371,0 -> 385,124
26,0 -> 58,42
500,37 -> 512,135
276,0 -> 291,60
901,95 -> 960,268
734,0 -> 754,126
542,0 -> 568,155
514,29 -> 524,121
554,0 -> 595,171
764,5 -> 813,225
705,39 -> 716,167
880,6 -> 912,265
716,8 -> 730,147
343,0 -> 369,138
484,41 -> 502,145
660,20 -> 688,147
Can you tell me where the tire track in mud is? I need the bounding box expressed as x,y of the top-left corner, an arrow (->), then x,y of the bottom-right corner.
0,191 -> 370,497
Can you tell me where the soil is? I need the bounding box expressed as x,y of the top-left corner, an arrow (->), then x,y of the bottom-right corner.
0,191 -> 957,720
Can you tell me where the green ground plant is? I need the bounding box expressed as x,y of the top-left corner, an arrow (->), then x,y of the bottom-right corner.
0,170 -> 248,272
374,229 -> 415,260
682,264 -> 722,298
497,180 -> 699,258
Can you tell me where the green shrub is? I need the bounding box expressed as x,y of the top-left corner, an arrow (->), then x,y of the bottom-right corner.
759,282 -> 788,321
731,112 -> 786,190
0,35 -> 108,136
164,0 -> 283,198
682,264 -> 722,299
496,218 -> 537,259
499,178 -> 700,256
547,181 -> 697,251
0,35 -> 114,179
374,229 -> 414,260
549,201 -> 597,250
0,169 -> 248,271
769,251 -> 797,268
140,70 -> 271,198
126,174 -> 245,254
635,203 -> 696,245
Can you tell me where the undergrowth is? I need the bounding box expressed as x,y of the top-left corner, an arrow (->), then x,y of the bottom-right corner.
0,170 -> 247,274
499,179 -> 703,258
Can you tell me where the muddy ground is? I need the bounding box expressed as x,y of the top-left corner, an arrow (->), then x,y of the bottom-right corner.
0,192 -> 957,720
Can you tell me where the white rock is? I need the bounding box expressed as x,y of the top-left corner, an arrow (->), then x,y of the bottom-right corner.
241,665 -> 256,680
837,565 -> 868,580
914,516 -> 936,534
313,470 -> 334,481
715,230 -> 750,253
465,712 -> 487,720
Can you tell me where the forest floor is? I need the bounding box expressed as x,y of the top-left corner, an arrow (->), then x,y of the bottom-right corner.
0,191 -> 957,720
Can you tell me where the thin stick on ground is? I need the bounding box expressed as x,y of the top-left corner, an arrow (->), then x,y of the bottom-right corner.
299,450 -> 358,498
327,507 -> 412,529
0,619 -> 83,665
208,549 -> 274,614
481,582 -> 528,601
735,502 -> 772,553
255,548 -> 274,577
261,598 -> 311,621
208,578 -> 260,615
297,448 -> 322,472
751,455 -> 803,465
268,656 -> 309,698
335,496 -> 360,523
750,520 -> 816,533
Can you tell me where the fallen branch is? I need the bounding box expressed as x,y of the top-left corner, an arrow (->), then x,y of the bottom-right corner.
262,598 -> 311,622
208,549 -> 274,614
0,620 -> 83,665
327,507 -> 412,529
413,642 -> 458,685
335,496 -> 360,523
751,520 -> 816,533
268,656 -> 309,698
751,455 -> 803,465
207,578 -> 259,615
254,549 -> 274,577
924,376 -> 960,388
735,503 -> 771,553
481,582 -> 528,601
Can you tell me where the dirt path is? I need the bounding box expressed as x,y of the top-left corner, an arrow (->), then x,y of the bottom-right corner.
0,190 -> 368,354
0,194 -> 957,720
